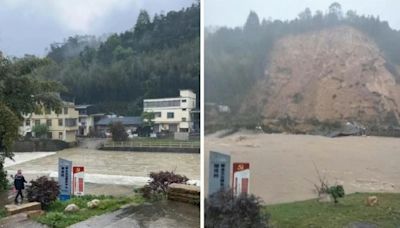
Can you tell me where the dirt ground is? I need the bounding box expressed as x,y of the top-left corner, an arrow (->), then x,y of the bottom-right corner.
205,131 -> 400,204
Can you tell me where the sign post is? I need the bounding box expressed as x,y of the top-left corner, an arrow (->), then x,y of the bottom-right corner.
58,158 -> 72,201
73,166 -> 85,196
232,163 -> 250,196
208,151 -> 231,196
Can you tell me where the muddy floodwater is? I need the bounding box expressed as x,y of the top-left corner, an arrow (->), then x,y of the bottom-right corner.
5,142 -> 199,200
205,131 -> 400,204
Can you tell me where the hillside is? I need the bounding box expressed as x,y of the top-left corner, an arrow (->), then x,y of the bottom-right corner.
241,26 -> 400,128
205,4 -> 400,135
28,3 -> 200,115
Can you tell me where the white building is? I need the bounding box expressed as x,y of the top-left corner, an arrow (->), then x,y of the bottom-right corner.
143,89 -> 196,132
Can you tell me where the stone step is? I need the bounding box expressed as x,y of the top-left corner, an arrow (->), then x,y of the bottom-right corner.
0,212 -> 48,228
4,202 -> 41,216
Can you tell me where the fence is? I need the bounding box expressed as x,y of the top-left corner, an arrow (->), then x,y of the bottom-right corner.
102,140 -> 200,149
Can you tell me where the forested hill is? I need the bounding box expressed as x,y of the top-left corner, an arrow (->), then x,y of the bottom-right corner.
31,3 -> 200,115
205,2 -> 400,114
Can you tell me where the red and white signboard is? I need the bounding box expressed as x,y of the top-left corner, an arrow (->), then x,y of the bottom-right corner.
232,163 -> 250,196
72,166 -> 85,196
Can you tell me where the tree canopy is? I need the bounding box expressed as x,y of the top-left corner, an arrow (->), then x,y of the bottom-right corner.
0,53 -> 64,159
34,4 -> 200,115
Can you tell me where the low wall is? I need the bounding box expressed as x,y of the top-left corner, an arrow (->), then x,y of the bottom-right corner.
12,139 -> 71,152
167,183 -> 200,205
99,146 -> 199,153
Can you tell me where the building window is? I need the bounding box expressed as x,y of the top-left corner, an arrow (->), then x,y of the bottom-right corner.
46,119 -> 52,127
58,119 -> 63,126
167,112 -> 174,119
213,164 -> 219,178
47,132 -> 52,139
182,99 -> 187,103
35,120 -> 40,126
220,164 -> 225,187
144,99 -> 180,108
65,118 -> 77,127
25,120 -> 30,126
154,112 -> 161,118
58,132 -> 63,140
182,117 -> 187,121
64,107 -> 68,115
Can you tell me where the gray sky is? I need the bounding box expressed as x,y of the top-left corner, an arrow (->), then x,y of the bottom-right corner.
205,0 -> 400,30
0,0 -> 193,57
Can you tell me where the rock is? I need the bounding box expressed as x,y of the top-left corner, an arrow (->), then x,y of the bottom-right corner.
366,196 -> 378,206
64,204 -> 80,213
318,193 -> 332,203
87,199 -> 100,209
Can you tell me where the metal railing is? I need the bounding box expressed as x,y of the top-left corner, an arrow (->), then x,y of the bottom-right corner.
103,140 -> 200,149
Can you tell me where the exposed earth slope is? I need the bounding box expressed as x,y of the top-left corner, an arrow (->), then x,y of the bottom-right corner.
242,26 -> 400,129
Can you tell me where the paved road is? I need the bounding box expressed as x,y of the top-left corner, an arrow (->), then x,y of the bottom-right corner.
71,201 -> 200,228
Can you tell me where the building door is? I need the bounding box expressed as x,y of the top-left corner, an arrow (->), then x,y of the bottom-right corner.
169,124 -> 178,132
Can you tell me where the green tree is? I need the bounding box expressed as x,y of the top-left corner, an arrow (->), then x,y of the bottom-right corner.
110,122 -> 128,142
244,11 -> 260,32
141,112 -> 155,127
0,53 -> 63,190
32,124 -> 49,138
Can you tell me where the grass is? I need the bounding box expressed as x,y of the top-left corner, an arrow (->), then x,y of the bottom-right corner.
35,194 -> 145,228
265,193 -> 400,227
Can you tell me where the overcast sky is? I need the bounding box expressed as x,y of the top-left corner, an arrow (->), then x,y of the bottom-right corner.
205,0 -> 400,30
0,0 -> 193,57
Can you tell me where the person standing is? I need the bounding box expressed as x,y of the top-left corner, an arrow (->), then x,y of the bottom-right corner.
14,170 -> 27,204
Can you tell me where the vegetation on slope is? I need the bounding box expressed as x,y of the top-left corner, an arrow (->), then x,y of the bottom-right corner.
26,3 -> 200,115
266,193 -> 400,227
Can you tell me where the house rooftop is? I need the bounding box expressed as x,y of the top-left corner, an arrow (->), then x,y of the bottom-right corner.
75,104 -> 92,109
96,116 -> 142,126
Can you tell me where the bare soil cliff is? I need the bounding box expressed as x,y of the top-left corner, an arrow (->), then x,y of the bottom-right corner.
243,26 -> 400,128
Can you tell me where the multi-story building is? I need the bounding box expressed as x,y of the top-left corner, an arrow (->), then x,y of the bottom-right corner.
143,89 -> 196,132
75,105 -> 105,136
19,101 -> 79,143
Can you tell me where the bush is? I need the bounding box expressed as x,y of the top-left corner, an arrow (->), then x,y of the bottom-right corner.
328,185 -> 345,203
205,189 -> 270,228
140,171 -> 188,199
110,121 -> 128,141
26,176 -> 60,210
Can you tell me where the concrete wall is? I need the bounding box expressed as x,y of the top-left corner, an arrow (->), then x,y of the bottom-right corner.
12,139 -> 71,152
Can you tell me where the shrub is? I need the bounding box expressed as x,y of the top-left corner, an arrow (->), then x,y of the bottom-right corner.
328,185 -> 345,204
205,189 -> 270,228
110,121 -> 128,141
26,176 -> 60,210
312,163 -> 345,203
140,171 -> 188,199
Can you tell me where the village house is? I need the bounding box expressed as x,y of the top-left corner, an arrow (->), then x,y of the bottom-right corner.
95,116 -> 143,135
143,89 -> 197,133
19,101 -> 79,143
75,105 -> 106,136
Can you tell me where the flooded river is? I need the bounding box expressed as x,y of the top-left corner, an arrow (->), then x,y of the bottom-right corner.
205,131 -> 400,204
4,141 -> 199,205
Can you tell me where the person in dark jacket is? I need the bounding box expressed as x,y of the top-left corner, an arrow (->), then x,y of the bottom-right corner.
14,170 -> 27,204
